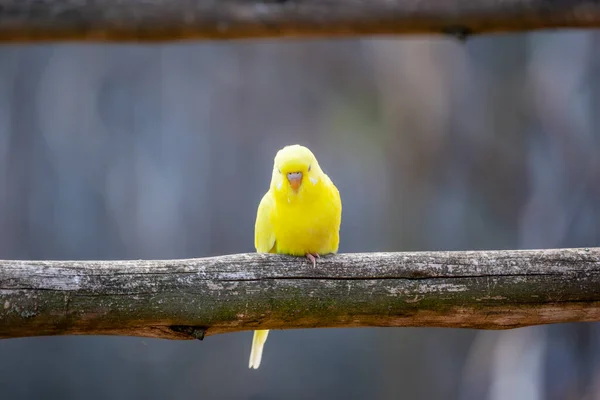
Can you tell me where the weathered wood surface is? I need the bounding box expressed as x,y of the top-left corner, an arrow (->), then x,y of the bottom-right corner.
1,247 -> 599,340
0,0 -> 600,42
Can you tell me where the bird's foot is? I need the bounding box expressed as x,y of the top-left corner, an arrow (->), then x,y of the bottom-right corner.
306,253 -> 320,268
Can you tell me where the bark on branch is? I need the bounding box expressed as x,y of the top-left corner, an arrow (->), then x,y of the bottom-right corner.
1,247 -> 599,341
0,0 -> 600,42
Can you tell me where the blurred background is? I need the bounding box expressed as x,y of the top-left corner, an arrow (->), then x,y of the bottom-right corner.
0,31 -> 599,399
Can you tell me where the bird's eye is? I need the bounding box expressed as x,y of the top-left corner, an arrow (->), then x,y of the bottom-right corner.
308,165 -> 312,172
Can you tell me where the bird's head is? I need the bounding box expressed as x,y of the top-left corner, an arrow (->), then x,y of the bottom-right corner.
271,144 -> 323,201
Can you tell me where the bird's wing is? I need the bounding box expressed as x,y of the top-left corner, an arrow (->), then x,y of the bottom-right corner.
324,174 -> 342,253
255,191 -> 277,253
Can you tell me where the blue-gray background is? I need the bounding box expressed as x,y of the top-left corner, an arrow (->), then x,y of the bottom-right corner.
0,33 -> 599,399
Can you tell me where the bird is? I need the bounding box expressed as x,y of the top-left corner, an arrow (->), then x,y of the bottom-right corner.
249,144 -> 342,369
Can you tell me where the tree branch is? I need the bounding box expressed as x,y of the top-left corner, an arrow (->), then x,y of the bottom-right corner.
0,0 -> 599,42
1,247 -> 599,340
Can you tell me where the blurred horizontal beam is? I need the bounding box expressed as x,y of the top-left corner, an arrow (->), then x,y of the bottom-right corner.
1,0 -> 600,42
1,247 -> 600,340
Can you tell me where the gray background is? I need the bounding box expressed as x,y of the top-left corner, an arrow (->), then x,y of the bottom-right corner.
0,33 -> 599,399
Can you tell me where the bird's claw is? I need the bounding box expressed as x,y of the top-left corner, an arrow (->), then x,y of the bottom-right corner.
306,253 -> 319,268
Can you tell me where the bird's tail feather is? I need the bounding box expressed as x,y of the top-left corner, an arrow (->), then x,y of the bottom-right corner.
249,329 -> 269,369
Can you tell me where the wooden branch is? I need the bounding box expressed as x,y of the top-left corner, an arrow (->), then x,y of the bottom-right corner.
1,247 -> 600,341
0,0 -> 599,42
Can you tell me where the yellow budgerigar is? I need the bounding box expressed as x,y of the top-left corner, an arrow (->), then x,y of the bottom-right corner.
249,144 -> 342,369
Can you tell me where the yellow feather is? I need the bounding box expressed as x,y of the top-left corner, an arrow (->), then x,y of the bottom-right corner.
249,330 -> 269,369
250,144 -> 342,369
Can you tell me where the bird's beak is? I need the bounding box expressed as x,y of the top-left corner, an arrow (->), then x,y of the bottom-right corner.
287,172 -> 303,192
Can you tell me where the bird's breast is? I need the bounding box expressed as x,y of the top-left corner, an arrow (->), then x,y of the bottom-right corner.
273,197 -> 339,256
